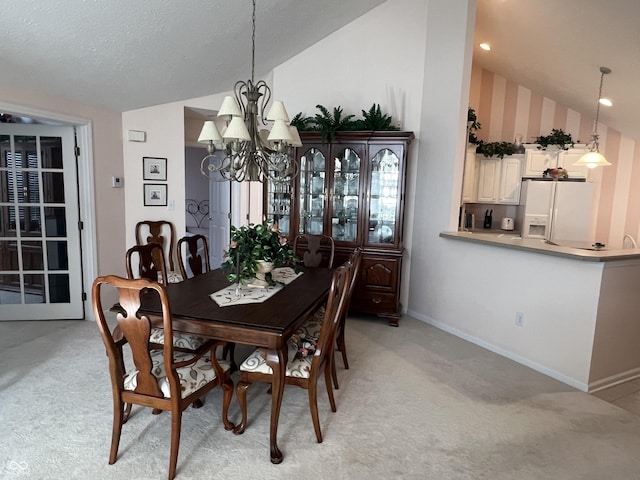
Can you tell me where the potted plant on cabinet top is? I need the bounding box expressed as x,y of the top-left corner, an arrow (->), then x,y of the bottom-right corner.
221,222 -> 299,287
535,128 -> 575,150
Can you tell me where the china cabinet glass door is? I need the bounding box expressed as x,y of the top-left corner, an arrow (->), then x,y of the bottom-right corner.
298,148 -> 327,235
265,178 -> 292,236
331,147 -> 361,242
367,148 -> 400,245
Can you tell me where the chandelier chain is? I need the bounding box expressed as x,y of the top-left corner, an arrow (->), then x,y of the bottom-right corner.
251,0 -> 256,83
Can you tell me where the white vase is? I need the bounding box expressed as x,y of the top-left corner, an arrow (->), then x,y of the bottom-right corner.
252,260 -> 275,288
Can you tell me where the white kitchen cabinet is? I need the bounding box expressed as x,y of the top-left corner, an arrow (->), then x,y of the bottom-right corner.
475,156 -> 501,203
499,155 -> 524,203
462,147 -> 477,202
524,145 -> 588,178
474,154 -> 523,205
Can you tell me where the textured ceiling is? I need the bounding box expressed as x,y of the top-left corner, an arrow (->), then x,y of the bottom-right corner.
474,0 -> 640,141
2,0 -> 639,140
1,0 -> 386,112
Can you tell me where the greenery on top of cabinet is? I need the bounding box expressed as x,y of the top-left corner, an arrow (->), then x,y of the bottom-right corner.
475,141 -> 518,159
535,128 -> 575,150
291,103 -> 399,143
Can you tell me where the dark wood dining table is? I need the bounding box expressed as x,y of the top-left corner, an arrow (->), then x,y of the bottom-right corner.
139,266 -> 334,463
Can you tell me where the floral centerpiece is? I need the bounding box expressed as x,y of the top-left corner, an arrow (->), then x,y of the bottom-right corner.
221,222 -> 299,286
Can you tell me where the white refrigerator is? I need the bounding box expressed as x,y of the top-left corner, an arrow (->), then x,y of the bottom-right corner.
519,180 -> 595,242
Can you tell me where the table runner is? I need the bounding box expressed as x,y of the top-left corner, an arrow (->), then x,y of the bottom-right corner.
210,267 -> 303,307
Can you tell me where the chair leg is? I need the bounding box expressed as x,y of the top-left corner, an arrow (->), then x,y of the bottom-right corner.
122,402 -> 132,424
168,410 -> 182,480
233,381 -> 250,435
331,348 -> 339,390
324,362 -> 337,413
308,380 -> 323,443
221,379 -> 235,431
336,324 -> 349,369
223,342 -> 237,371
109,398 -> 125,465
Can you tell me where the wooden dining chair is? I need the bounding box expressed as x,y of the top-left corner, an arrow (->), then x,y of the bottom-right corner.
177,234 -> 210,279
135,220 -> 183,282
293,233 -> 335,268
177,234 -> 236,368
126,242 -> 212,353
297,247 -> 362,389
92,275 -> 234,480
234,261 -> 351,444
125,242 -> 167,283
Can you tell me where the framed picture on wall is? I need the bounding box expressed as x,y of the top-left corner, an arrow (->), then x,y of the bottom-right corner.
143,184 -> 167,206
143,156 -> 167,181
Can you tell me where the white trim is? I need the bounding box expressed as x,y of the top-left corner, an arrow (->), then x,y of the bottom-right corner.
588,367 -> 640,393
406,308 -> 589,392
0,102 -> 97,320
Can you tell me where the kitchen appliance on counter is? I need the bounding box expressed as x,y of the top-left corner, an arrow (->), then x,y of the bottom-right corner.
501,217 -> 514,230
519,180 -> 595,242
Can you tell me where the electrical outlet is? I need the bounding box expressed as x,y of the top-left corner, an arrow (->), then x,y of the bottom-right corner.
515,311 -> 525,327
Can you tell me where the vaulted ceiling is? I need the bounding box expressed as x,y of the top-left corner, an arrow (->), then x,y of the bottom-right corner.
2,0 -> 638,140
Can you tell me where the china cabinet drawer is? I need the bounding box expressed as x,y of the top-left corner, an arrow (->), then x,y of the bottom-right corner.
351,291 -> 398,315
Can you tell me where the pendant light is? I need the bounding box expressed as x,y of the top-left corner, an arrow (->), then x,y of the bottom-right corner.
574,66 -> 612,169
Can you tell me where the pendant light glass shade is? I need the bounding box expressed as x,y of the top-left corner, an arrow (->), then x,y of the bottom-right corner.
574,149 -> 611,168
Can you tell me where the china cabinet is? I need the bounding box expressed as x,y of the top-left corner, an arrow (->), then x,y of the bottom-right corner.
264,131 -> 414,326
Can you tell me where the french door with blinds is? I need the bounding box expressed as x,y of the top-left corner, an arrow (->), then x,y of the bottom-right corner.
0,124 -> 83,320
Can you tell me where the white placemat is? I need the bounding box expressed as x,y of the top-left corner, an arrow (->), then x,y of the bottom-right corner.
209,267 -> 303,307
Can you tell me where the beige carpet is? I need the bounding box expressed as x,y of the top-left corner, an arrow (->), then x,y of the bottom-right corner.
2,315 -> 640,479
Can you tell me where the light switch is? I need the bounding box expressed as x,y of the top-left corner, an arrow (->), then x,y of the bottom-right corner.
112,176 -> 123,188
168,199 -> 175,211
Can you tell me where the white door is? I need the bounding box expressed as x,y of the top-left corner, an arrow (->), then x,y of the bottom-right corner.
0,124 -> 83,320
207,151 -> 231,268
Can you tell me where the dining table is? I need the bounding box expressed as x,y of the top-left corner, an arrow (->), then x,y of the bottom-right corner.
138,266 -> 334,464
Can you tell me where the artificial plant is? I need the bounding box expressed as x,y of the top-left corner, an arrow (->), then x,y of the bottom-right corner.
220,223 -> 299,286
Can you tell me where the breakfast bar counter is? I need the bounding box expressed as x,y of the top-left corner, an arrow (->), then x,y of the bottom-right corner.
435,230 -> 640,393
440,231 -> 640,262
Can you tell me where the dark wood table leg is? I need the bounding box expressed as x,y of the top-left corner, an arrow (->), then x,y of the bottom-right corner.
264,346 -> 287,464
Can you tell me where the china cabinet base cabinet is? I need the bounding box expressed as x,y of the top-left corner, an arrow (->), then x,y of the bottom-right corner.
265,131 -> 414,326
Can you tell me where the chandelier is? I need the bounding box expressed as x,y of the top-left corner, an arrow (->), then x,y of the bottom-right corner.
574,66 -> 612,169
198,0 -> 301,183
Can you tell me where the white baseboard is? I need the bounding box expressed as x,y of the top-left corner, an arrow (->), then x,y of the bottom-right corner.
406,308 -> 589,392
588,368 -> 640,393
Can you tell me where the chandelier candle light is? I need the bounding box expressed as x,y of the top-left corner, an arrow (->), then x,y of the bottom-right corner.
574,66 -> 612,169
198,0 -> 301,183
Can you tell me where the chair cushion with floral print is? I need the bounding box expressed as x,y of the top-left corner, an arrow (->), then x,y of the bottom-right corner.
239,340 -> 315,379
149,328 -> 211,350
294,306 -> 324,340
124,350 -> 231,398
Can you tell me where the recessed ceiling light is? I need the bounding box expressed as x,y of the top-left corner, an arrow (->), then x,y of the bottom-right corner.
479,43 -> 491,51
599,98 -> 613,107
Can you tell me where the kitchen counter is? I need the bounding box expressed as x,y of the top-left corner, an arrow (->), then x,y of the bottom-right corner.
435,229 -> 640,393
441,231 -> 640,262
